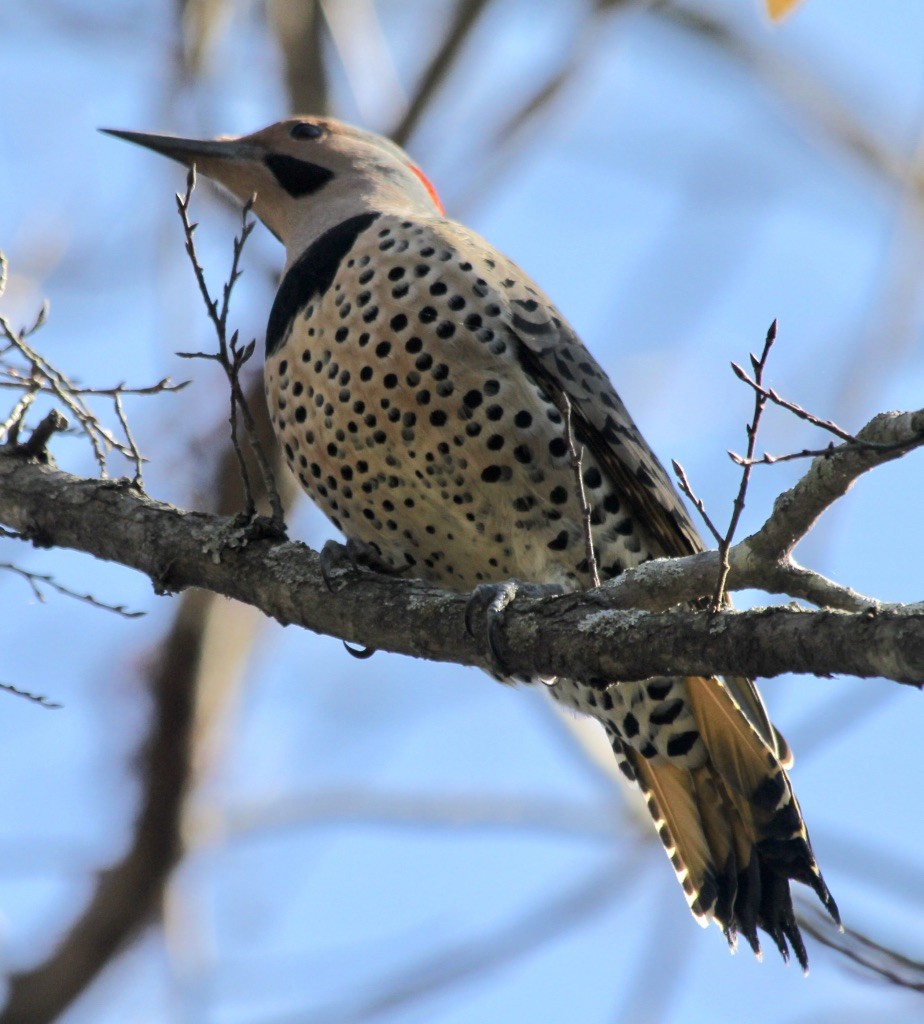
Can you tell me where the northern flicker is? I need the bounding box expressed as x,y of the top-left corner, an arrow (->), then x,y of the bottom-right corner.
103,117 -> 839,967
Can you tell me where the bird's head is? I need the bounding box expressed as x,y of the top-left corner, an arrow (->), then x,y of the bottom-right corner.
102,117 -> 444,263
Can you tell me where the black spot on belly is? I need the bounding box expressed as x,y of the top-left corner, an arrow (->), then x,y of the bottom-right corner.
548,437 -> 567,458
481,465 -> 508,483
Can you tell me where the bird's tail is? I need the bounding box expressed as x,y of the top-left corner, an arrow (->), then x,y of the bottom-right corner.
614,674 -> 839,970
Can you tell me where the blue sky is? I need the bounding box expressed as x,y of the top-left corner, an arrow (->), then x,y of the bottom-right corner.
1,1 -> 923,1021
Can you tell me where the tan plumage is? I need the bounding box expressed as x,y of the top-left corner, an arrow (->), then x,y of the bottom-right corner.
104,115 -> 839,967
628,750 -> 719,917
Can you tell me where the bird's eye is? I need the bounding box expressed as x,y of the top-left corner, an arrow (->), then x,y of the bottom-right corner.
290,122 -> 323,140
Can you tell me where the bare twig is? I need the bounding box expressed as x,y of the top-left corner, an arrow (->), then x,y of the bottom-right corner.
174,170 -> 286,532
113,392 -> 144,489
0,680 -> 61,709
554,391 -> 600,587
0,372 -> 188,398
731,436 -> 924,467
0,374 -> 40,444
667,320 -> 916,613
670,459 -> 724,546
0,562 -> 145,617
711,320 -> 776,609
1,315 -> 113,473
731,360 -> 857,444
673,322 -> 776,610
0,257 -> 176,479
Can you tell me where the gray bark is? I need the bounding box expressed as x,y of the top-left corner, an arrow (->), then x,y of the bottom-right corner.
2,441 -> 922,688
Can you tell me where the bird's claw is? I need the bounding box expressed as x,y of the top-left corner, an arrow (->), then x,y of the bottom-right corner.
465,579 -> 565,681
343,640 -> 376,660
319,537 -> 405,593
321,538 -> 407,659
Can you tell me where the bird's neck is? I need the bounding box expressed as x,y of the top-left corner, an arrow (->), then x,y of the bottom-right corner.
281,178 -> 439,273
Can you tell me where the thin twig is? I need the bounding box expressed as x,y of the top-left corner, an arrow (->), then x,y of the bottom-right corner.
670,459 -> 724,546
731,360 -> 857,443
0,315 -> 109,471
0,562 -> 145,617
731,436 -> 924,466
0,680 -> 61,709
174,170 -> 286,531
113,392 -> 145,490
711,320 -> 777,610
0,277 -> 169,479
553,391 -> 600,587
675,322 -> 777,609
0,373 -> 189,397
0,377 -> 39,443
0,303 -> 183,479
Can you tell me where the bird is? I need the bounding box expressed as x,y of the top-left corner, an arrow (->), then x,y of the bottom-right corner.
103,117 -> 839,968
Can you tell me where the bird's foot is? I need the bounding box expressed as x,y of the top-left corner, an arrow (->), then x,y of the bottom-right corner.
234,510 -> 288,542
319,537 -> 406,593
464,579 -> 565,681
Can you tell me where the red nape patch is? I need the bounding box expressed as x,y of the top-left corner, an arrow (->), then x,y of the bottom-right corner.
409,162 -> 444,214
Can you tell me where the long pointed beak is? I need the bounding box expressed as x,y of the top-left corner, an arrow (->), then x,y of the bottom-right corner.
99,128 -> 259,166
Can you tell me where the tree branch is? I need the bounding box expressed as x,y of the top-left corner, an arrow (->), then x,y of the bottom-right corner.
1,416 -> 923,686
745,407 -> 924,562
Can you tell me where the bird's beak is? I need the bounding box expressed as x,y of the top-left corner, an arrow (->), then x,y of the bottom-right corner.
99,128 -> 260,167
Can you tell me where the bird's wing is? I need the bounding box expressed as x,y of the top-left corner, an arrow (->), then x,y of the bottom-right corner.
504,287 -> 705,560
438,223 -> 782,754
